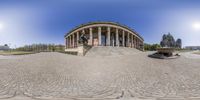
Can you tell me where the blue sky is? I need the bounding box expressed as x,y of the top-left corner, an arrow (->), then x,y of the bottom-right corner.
0,0 -> 200,48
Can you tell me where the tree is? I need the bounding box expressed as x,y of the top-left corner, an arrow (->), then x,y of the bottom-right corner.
144,43 -> 151,51
144,43 -> 161,51
15,44 -> 65,52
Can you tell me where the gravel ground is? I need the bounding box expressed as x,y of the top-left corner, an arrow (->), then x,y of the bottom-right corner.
0,51 -> 200,100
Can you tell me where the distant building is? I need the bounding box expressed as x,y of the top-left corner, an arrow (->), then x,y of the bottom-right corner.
185,46 -> 200,50
0,44 -> 10,51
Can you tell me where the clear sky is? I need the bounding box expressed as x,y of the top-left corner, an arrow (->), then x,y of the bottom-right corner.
0,0 -> 200,48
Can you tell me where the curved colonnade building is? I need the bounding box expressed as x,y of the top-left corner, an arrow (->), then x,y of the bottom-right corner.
65,22 -> 144,51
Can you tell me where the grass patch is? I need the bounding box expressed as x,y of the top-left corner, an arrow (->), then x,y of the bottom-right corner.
0,51 -> 36,55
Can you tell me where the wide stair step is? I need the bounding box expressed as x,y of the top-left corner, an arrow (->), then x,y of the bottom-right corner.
85,46 -> 141,57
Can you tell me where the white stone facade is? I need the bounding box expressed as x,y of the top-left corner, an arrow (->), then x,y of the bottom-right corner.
65,22 -> 144,51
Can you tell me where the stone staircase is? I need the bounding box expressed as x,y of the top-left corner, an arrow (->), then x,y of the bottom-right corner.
85,46 -> 141,57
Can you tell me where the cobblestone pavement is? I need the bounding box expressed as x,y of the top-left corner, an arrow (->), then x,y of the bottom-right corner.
0,52 -> 200,100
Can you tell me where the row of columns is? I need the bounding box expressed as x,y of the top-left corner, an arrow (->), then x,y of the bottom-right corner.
66,27 -> 143,50
98,27 -> 101,46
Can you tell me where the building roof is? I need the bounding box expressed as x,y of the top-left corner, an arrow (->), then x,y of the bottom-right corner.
64,21 -> 144,41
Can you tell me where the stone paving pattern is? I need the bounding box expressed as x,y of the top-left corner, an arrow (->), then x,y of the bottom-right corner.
0,47 -> 200,100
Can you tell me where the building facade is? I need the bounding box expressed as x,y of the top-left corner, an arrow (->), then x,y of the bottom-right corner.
185,46 -> 200,50
0,45 -> 10,51
64,22 -> 144,51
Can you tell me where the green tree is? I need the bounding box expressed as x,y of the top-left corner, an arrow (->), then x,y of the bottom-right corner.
144,43 -> 161,51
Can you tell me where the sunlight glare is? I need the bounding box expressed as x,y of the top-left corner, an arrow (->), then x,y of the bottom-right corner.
192,22 -> 200,30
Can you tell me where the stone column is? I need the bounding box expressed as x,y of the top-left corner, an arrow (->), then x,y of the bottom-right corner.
135,38 -> 137,48
131,34 -> 133,48
67,38 -> 69,48
136,38 -> 138,49
127,32 -> 130,47
89,28 -> 93,45
67,37 -> 69,48
134,36 -> 136,48
122,30 -> 125,47
69,37 -> 70,48
77,32 -> 79,46
98,27 -> 101,46
139,40 -> 141,50
116,28 -> 119,47
72,34 -> 75,48
65,38 -> 67,49
138,40 -> 140,49
141,41 -> 144,51
69,35 -> 71,48
65,37 -> 68,49
107,27 -> 110,46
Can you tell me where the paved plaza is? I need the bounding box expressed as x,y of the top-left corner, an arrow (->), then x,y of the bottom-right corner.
0,49 -> 200,100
